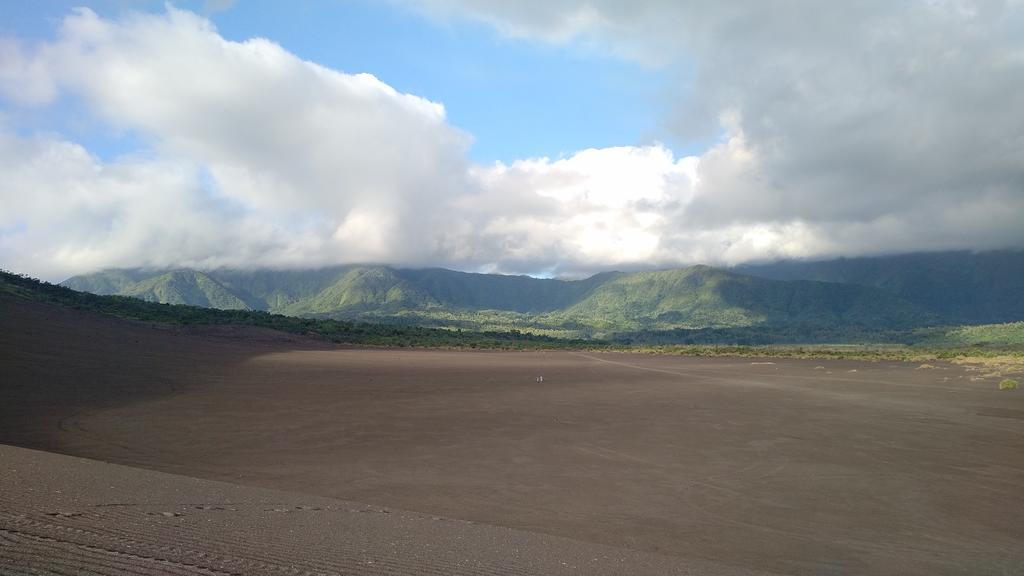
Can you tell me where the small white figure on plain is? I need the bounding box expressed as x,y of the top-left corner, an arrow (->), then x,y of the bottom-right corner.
536,375 -> 544,383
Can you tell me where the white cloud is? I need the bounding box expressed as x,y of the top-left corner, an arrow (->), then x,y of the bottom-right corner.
0,128 -> 336,280
0,38 -> 57,105
404,0 -> 1024,256
457,146 -> 697,273
1,7 -> 476,278
1,4 -> 1022,280
38,8 -> 470,217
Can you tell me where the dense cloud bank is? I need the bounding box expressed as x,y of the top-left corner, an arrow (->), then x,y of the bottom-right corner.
2,4 -> 1022,280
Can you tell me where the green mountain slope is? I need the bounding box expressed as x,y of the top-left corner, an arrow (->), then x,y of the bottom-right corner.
549,267 -> 756,331
392,268 -> 614,313
62,263 -> 935,337
739,250 -> 1024,324
3,270 -> 568,349
62,269 -> 151,295
208,267 -> 361,311
14,268 -> 1024,350
915,321 -> 1024,349
69,270 -> 253,310
544,266 -> 932,332
280,266 -> 437,315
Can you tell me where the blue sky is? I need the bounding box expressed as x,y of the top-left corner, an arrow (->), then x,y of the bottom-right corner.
1,0 -> 679,164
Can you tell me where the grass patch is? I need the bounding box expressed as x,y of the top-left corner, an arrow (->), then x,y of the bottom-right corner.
950,355 -> 1024,379
1000,379 -> 1020,391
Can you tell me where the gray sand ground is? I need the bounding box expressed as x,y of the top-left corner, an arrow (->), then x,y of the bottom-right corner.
2,294 -> 1024,574
0,444 -> 757,575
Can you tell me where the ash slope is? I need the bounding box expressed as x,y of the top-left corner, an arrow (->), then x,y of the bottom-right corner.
2,286 -> 1023,575
0,295 -> 760,575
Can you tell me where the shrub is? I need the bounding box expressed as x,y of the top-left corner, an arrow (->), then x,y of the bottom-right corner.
999,379 -> 1019,391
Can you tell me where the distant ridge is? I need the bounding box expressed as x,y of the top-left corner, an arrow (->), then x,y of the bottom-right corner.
64,262 -> 938,337
738,250 -> 1024,324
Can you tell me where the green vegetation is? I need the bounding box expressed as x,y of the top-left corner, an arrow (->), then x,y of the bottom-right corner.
613,343 -> 1021,363
124,270 -> 253,309
1000,379 -> 1020,390
64,264 -> 935,337
1,270 -> 583,349
549,266 -> 934,333
8,268 -> 1024,372
913,321 -> 1024,349
15,248 -> 1024,371
739,250 -> 1024,325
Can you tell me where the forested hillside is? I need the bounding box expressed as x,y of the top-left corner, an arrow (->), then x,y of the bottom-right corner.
64,263 -> 935,337
739,250 -> 1024,324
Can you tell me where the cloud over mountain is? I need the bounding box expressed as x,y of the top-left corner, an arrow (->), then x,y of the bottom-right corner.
409,0 -> 1024,255
1,3 -> 1022,280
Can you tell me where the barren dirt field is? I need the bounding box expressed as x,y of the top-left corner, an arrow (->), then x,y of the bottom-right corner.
3,294 -> 1024,575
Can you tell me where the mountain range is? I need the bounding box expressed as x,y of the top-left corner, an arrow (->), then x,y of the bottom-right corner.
738,250 -> 1024,325
61,250 -> 1024,339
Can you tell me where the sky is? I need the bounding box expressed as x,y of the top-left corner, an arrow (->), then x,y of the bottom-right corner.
1,1 -> 1023,281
